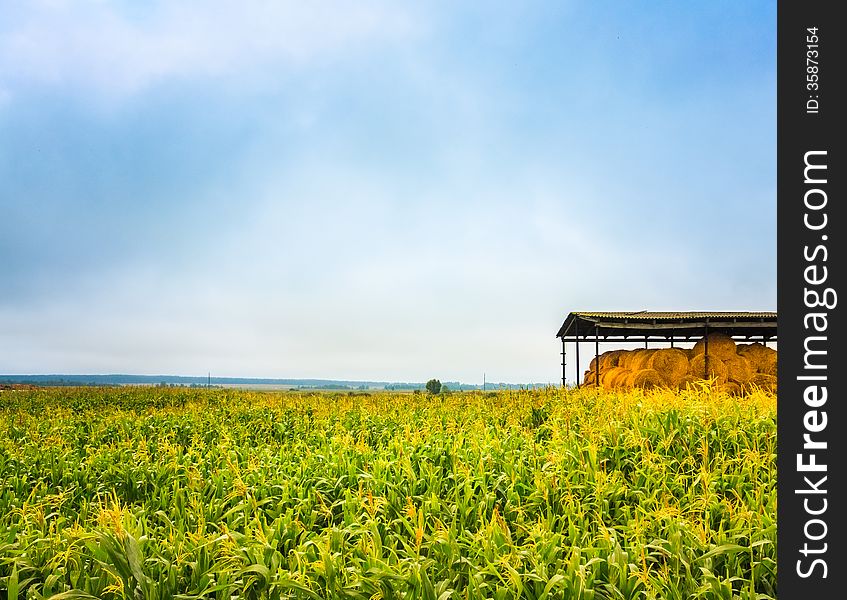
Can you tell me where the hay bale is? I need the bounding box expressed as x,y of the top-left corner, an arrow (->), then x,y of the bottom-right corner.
611,369 -> 632,388
583,369 -> 598,386
760,354 -> 777,376
629,349 -> 657,371
601,367 -> 628,389
590,349 -> 620,373
737,342 -> 770,360
750,373 -> 777,393
647,348 -> 690,387
738,342 -> 777,367
601,350 -> 627,369
612,350 -> 635,369
725,355 -> 754,384
618,351 -> 635,369
688,354 -> 728,383
627,369 -> 663,389
692,333 -> 737,360
738,344 -> 778,375
618,348 -> 656,371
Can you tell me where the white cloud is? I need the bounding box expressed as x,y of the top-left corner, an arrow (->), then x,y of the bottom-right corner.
0,0 -> 422,98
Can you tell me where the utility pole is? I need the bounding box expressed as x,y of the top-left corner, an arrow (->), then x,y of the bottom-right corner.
207,372 -> 210,389
483,372 -> 486,391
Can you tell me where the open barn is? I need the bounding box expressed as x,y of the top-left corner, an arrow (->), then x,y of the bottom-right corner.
556,311 -> 777,392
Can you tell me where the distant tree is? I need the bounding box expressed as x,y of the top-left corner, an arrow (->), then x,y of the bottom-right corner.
425,379 -> 442,394
441,384 -> 450,394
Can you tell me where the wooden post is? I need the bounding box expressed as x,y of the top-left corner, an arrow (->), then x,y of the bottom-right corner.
704,320 -> 710,379
561,337 -> 567,387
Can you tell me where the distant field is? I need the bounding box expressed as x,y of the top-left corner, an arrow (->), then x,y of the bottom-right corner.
0,387 -> 776,599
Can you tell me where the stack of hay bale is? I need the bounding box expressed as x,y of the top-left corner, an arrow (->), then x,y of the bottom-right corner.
582,332 -> 777,394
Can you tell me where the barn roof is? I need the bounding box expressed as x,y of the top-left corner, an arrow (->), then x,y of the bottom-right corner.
555,311 -> 777,339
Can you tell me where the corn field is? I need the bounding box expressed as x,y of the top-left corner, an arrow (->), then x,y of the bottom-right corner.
0,387 -> 776,599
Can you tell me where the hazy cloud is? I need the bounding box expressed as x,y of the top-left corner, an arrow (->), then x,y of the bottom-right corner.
0,0 -> 421,99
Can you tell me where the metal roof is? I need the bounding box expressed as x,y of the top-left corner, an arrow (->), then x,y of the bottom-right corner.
556,311 -> 777,339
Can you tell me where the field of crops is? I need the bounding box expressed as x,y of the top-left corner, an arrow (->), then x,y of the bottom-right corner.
0,386 -> 776,599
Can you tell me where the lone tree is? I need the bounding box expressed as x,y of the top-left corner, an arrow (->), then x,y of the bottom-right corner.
425,379 -> 442,394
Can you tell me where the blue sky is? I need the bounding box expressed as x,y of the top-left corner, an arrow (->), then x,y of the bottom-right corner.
0,1 -> 775,383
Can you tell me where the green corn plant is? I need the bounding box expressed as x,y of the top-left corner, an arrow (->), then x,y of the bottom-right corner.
0,386 -> 776,599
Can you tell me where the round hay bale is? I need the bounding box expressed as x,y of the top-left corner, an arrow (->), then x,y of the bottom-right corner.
688,354 -> 728,383
719,381 -> 744,396
692,333 -> 737,360
725,355 -> 754,384
611,369 -> 632,388
646,348 -> 690,387
750,373 -> 777,393
583,369 -> 598,386
760,354 -> 777,376
618,351 -> 636,369
601,367 -> 628,389
737,342 -> 771,360
627,369 -> 663,389
588,356 -> 598,373
738,343 -> 778,373
630,349 -> 657,371
613,350 -> 635,369
744,350 -> 776,375
600,349 -> 626,369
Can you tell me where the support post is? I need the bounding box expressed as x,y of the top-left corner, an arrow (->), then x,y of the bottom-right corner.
644,335 -> 648,349
670,330 -> 675,348
561,337 -> 567,387
704,320 -> 710,379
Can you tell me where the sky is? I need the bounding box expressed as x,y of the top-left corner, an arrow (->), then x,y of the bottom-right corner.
0,0 -> 776,384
